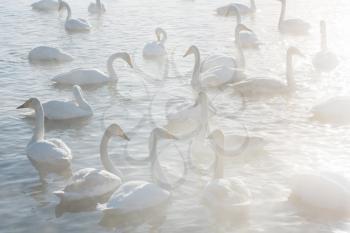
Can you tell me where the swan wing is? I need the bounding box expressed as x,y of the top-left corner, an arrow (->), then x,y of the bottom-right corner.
27,139 -> 71,166
56,168 -> 121,200
104,181 -> 170,213
201,55 -> 236,73
43,100 -> 90,120
143,41 -> 166,58
233,78 -> 286,96
52,69 -> 109,85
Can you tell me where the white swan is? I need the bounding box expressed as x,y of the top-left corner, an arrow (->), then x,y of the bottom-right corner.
53,124 -> 128,202
100,128 -> 176,215
202,129 -> 251,214
42,85 -> 93,120
208,129 -> 266,159
216,0 -> 256,16
28,46 -> 73,63
200,24 -> 251,73
59,0 -> 91,32
233,46 -> 303,96
312,21 -> 339,72
229,6 -> 260,49
290,172 -> 350,217
311,96 -> 350,124
17,98 -> 72,182
52,52 -> 133,86
166,92 -> 216,137
143,28 -> 167,59
88,0 -> 106,14
277,0 -> 310,35
31,0 -> 59,11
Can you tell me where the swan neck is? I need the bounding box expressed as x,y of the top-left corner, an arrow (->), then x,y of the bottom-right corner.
235,30 -> 245,69
236,12 -> 242,24
74,89 -> 91,111
31,103 -> 45,145
199,97 -> 209,134
191,49 -> 201,91
107,54 -> 118,79
100,132 -> 123,178
96,0 -> 101,8
63,2 -> 71,21
160,31 -> 167,44
279,1 -> 286,28
286,53 -> 295,89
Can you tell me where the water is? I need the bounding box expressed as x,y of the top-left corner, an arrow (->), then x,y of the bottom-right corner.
1,0 -> 350,232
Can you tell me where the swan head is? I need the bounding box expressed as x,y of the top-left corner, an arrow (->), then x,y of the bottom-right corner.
287,46 -> 303,57
105,124 -> 129,140
58,0 -> 65,11
17,98 -> 40,109
183,45 -> 199,58
119,52 -> 133,68
155,27 -> 167,42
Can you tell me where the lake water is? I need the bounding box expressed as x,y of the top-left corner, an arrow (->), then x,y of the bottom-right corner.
1,0 -> 350,232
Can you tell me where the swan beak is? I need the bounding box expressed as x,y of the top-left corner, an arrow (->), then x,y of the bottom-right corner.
122,133 -> 130,141
126,56 -> 133,68
17,101 -> 29,109
156,33 -> 161,42
183,48 -> 192,58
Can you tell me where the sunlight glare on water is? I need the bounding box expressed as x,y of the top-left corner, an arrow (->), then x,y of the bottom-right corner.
1,0 -> 350,232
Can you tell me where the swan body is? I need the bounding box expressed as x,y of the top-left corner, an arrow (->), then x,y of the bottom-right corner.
42,85 -> 92,120
103,181 -> 170,214
88,0 -> 106,14
102,128 -> 175,215
278,0 -> 310,35
31,0 -> 59,11
54,124 -> 128,202
230,5 -> 260,49
59,1 -> 91,32
202,129 -> 251,213
233,46 -> 302,96
216,0 -> 256,16
200,54 -> 236,73
166,92 -> 215,136
17,98 -> 72,181
143,28 -> 167,59
186,26 -> 250,90
290,173 -> 350,216
311,96 -> 350,124
208,129 -> 266,158
28,46 -> 73,63
52,52 -> 133,86
312,21 -> 338,72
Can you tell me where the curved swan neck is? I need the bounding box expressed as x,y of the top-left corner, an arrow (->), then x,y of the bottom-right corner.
278,0 -> 286,28
100,132 -> 123,178
235,28 -> 245,69
96,0 -> 101,8
231,7 -> 241,24
286,52 -> 295,89
160,30 -> 167,44
73,87 -> 92,111
106,54 -> 120,79
250,0 -> 256,11
320,23 -> 327,51
62,1 -> 71,21
31,102 -> 45,145
190,48 -> 201,91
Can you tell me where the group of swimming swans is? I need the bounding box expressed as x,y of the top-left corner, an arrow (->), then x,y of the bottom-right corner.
21,0 -> 350,225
